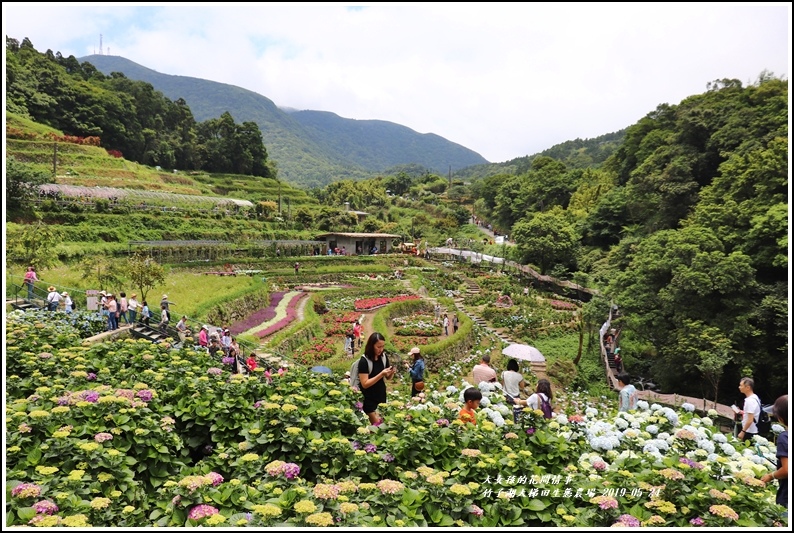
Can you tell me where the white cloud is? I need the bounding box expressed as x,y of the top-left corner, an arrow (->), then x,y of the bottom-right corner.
3,3 -> 790,163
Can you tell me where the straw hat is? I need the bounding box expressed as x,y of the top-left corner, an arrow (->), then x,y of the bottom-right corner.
48,286 -> 56,292
130,293 -> 137,298
99,290 -> 107,296
409,347 -> 421,355
61,291 -> 68,296
162,294 -> 168,300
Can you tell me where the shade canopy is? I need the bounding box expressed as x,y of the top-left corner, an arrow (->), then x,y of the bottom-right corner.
310,366 -> 333,375
501,343 -> 545,362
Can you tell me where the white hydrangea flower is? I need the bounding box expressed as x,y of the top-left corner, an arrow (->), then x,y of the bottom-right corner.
681,402 -> 695,412
650,403 -> 663,412
690,418 -> 701,427
478,381 -> 496,393
479,396 -> 491,408
643,442 -> 659,454
707,408 -> 719,417
585,407 -> 598,418
446,385 -> 458,395
700,417 -> 713,427
614,418 -> 629,430
636,400 -> 650,411
706,453 -> 719,462
720,442 -> 736,456
772,423 -> 785,434
697,439 -> 715,454
712,433 -> 727,444
555,414 -> 569,425
657,432 -> 670,441
646,424 -> 659,435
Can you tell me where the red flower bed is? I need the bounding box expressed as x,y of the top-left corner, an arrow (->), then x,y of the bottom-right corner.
323,311 -> 362,336
354,295 -> 419,311
390,336 -> 432,353
46,133 -> 101,146
292,337 -> 338,365
255,293 -> 307,338
549,299 -> 578,311
228,292 -> 285,335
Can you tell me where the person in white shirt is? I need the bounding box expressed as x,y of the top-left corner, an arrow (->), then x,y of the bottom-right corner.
127,294 -> 139,323
46,286 -> 61,312
738,377 -> 761,441
61,292 -> 73,314
502,359 -> 526,398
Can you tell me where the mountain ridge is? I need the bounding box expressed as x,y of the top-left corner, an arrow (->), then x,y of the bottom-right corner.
79,54 -> 489,187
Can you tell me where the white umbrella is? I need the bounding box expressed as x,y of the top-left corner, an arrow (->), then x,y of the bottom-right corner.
502,343 -> 545,362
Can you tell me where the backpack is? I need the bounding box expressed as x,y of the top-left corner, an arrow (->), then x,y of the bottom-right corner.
754,395 -> 772,434
349,354 -> 388,389
539,393 -> 553,419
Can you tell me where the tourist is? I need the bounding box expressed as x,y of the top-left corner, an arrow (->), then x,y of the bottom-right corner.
501,359 -> 526,399
46,285 -> 61,312
61,291 -> 73,314
458,387 -> 482,425
406,347 -> 425,397
527,379 -> 554,418
760,394 -> 788,513
737,377 -> 762,442
472,354 -> 497,385
357,332 -> 394,425
616,372 -> 637,412
127,293 -> 139,323
118,292 -> 129,324
23,266 -> 38,300
106,294 -> 118,330
176,316 -> 189,342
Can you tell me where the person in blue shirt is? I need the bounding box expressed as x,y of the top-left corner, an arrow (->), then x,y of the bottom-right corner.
406,347 -> 426,397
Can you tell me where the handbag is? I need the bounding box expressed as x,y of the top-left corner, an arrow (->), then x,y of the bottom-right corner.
414,381 -> 425,392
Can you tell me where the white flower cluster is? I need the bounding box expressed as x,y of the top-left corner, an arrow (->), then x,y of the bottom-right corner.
480,407 -> 506,427
681,402 -> 695,412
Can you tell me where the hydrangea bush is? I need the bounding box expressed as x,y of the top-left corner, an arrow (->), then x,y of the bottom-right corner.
4,325 -> 785,527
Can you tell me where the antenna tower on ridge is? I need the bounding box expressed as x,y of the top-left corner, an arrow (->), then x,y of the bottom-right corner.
99,34 -> 103,55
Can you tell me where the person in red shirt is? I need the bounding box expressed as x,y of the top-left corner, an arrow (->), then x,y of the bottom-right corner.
246,354 -> 258,373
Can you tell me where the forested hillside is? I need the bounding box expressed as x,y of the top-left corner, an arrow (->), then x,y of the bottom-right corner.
5,38 -> 274,180
470,74 -> 788,403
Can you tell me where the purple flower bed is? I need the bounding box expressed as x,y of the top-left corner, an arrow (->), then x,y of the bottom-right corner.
229,292 -> 285,335
255,293 -> 307,338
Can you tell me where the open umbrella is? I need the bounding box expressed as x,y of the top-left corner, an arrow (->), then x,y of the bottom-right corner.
501,343 -> 545,362
310,366 -> 333,375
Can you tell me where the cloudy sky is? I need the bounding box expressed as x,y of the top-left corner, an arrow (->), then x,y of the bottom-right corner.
3,3 -> 790,163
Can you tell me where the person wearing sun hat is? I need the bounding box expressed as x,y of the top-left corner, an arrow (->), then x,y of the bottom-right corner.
127,293 -> 139,323
161,294 -> 173,312
46,286 -> 61,312
61,291 -> 73,314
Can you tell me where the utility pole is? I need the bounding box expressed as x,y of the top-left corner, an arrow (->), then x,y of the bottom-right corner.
448,165 -> 452,190
52,142 -> 57,176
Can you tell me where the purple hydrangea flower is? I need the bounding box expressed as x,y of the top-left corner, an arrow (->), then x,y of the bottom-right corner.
282,463 -> 300,480
355,401 -> 364,411
383,453 -> 395,462
222,356 -> 235,365
32,500 -> 59,515
94,432 -> 113,443
364,443 -> 377,453
436,418 -> 450,427
207,367 -> 222,376
136,389 -> 154,402
206,472 -> 223,486
82,391 -> 100,403
187,504 -> 219,520
86,373 -> 97,381
351,440 -> 361,451
57,396 -> 71,406
526,428 -> 535,435
690,517 -> 705,526
616,514 -> 640,527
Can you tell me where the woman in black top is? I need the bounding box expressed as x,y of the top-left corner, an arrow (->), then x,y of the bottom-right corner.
358,332 -> 394,425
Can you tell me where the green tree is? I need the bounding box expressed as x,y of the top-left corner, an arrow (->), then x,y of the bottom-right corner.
79,255 -> 125,293
675,319 -> 733,404
5,156 -> 50,218
512,209 -> 579,274
127,252 -> 166,303
6,220 -> 63,272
